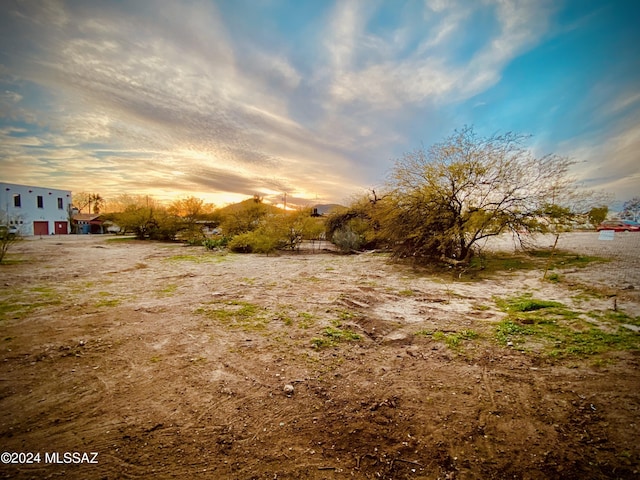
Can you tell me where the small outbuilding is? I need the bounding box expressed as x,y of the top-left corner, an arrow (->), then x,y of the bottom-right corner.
72,213 -> 105,234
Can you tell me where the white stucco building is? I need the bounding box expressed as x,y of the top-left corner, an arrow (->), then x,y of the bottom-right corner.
0,182 -> 72,236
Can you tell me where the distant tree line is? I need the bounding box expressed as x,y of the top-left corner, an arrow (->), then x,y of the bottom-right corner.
86,193 -> 326,253
71,126 -> 623,265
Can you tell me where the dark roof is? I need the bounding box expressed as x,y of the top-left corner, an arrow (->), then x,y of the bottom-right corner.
73,214 -> 103,222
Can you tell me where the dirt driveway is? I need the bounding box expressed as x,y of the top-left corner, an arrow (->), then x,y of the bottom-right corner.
0,234 -> 639,479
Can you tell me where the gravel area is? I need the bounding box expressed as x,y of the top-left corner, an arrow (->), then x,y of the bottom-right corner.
483,231 -> 640,306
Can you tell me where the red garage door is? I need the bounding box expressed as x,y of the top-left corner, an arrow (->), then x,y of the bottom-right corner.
33,221 -> 49,235
55,222 -> 68,234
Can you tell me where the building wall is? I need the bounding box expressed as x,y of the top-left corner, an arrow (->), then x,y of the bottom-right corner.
0,183 -> 72,236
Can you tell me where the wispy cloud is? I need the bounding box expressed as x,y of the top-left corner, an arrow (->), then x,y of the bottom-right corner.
324,0 -> 553,109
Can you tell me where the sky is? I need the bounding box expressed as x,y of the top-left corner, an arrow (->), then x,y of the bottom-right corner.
0,0 -> 639,210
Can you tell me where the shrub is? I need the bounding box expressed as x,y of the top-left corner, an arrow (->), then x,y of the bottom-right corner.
331,227 -> 364,253
0,222 -> 21,264
325,196 -> 381,250
226,210 -> 323,254
227,231 -> 279,254
219,197 -> 269,236
227,232 -> 256,253
111,204 -> 182,240
181,226 -> 206,245
203,236 -> 229,250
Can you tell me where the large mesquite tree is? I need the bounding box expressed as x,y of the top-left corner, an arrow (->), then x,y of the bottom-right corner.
379,126 -> 582,264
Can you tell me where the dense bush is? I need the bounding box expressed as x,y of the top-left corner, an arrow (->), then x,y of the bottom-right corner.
227,230 -> 280,254
203,236 -> 229,250
0,212 -> 21,264
223,208 -> 325,255
183,230 -> 206,246
331,227 -> 364,253
108,195 -> 183,241
325,195 -> 382,251
219,197 -> 270,237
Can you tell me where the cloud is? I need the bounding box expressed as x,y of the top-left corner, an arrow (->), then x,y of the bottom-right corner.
606,91 -> 640,118
417,9 -> 467,52
1,90 -> 23,104
325,0 -> 363,73
322,0 -> 552,111
560,117 -> 640,204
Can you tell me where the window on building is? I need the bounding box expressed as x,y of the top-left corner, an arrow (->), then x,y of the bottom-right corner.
37,195 -> 44,208
13,194 -> 21,207
57,197 -> 63,209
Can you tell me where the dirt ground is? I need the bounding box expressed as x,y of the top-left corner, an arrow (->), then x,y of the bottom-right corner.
0,233 -> 639,479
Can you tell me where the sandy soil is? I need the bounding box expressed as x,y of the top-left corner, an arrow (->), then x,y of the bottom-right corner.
0,233 -> 639,479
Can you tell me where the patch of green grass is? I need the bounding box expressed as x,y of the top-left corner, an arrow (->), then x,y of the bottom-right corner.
297,312 -> 316,329
546,273 -> 560,283
33,285 -> 56,295
494,294 -> 640,357
94,290 -> 122,307
195,300 -> 268,331
414,329 -> 431,337
324,326 -> 361,341
272,309 -> 294,326
472,304 -> 491,311
96,297 -> 121,308
416,329 -> 479,349
335,309 -> 358,322
0,300 -> 27,320
30,286 -> 61,300
598,310 -> 640,326
165,253 -> 227,264
165,254 -> 207,263
398,289 -> 415,296
546,325 -> 639,357
311,326 -> 361,349
0,286 -> 65,321
571,291 -> 603,304
469,253 -> 538,274
494,293 -> 565,313
157,284 -> 178,296
0,254 -> 28,265
69,280 -> 100,296
310,338 -> 331,348
531,250 -> 607,269
467,250 -> 607,280
495,320 -> 533,345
